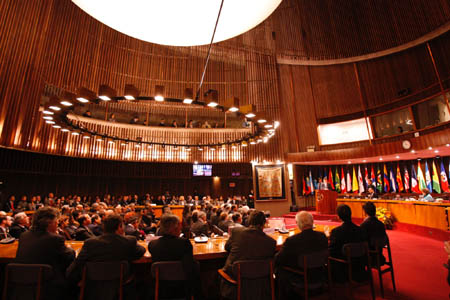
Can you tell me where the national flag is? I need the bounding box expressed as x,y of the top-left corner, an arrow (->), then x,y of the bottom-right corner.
441,160 -> 449,193
341,167 -> 347,193
302,177 -> 306,195
389,167 -> 397,193
347,168 -> 352,193
403,165 -> 410,192
370,165 -> 376,182
425,161 -> 432,192
305,176 -> 311,195
411,164 -> 420,193
417,161 -> 426,191
309,170 -> 315,194
376,165 -> 383,193
432,160 -> 441,193
358,165 -> 365,193
396,163 -> 404,192
352,166 -> 359,193
335,167 -> 340,192
364,166 -> 369,188
328,168 -> 334,190
383,164 -> 390,192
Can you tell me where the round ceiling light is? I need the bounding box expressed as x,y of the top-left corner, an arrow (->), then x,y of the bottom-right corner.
72,0 -> 282,46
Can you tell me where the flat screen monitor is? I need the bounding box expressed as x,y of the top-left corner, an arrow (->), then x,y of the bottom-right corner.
193,164 -> 212,176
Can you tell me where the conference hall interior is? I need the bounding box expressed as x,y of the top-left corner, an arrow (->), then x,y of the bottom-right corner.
1,0 -> 450,299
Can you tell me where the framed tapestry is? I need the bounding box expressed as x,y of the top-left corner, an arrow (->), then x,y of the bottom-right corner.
254,164 -> 286,200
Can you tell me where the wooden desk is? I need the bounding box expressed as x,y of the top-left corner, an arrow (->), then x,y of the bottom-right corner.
337,198 -> 450,231
0,225 -> 334,263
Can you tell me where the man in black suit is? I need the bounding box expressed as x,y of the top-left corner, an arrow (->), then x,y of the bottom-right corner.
124,212 -> 145,240
148,214 -> 202,299
87,214 -> 102,236
0,215 -> 12,239
67,214 -> 146,283
15,207 -> 75,299
190,211 -> 209,236
275,211 -> 328,298
75,214 -> 95,241
10,212 -> 29,239
360,202 -> 387,264
329,204 -> 367,283
221,210 -> 276,300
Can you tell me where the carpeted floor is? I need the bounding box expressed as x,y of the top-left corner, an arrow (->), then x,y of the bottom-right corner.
282,217 -> 449,299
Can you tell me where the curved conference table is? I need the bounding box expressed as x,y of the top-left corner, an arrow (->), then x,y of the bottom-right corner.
0,225 -> 333,263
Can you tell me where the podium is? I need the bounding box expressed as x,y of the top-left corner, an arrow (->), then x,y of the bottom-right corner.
315,190 -> 338,214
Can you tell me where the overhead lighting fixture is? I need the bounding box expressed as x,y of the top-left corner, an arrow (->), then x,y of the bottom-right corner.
124,84 -> 140,100
226,97 -> 239,112
60,101 -> 73,106
71,131 -> 80,136
274,121 -> 280,129
250,139 -> 256,145
264,124 -> 273,129
154,85 -> 165,102
45,120 -> 55,124
197,146 -> 203,151
76,87 -> 96,103
43,109 -> 54,115
210,146 -> 216,151
71,0 -> 282,47
49,105 -> 61,111
379,157 -> 383,161
82,133 -> 91,139
121,141 -> 129,146
231,143 -> 237,149
96,136 -> 103,142
241,104 -> 256,118
52,125 -> 61,129
241,141 -> 248,147
185,146 -> 191,151
205,89 -> 219,107
256,113 -> 267,124
98,84 -> 117,101
61,128 -> 70,133
183,88 -> 194,104
43,116 -> 53,120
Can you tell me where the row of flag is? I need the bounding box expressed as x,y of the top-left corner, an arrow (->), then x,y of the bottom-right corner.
301,159 -> 449,195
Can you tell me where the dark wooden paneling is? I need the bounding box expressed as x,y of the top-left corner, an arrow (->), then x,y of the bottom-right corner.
430,31 -> 450,89
310,64 -> 362,119
0,147 -> 252,198
358,45 -> 437,109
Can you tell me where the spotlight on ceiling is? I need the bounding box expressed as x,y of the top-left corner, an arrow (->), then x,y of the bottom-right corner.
241,104 -> 256,118
205,89 -> 218,107
124,84 -> 140,100
154,85 -> 165,102
76,87 -> 96,103
183,88 -> 194,104
98,85 -> 117,101
226,97 -> 239,112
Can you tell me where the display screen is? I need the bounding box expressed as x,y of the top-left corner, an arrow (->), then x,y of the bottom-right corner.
193,164 -> 212,176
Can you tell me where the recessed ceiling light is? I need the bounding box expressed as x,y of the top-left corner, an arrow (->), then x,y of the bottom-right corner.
428,147 -> 433,150
379,157 -> 383,161
396,156 -> 400,159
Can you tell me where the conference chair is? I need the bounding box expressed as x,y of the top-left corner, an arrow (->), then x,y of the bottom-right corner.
328,242 -> 375,300
218,259 -> 276,300
78,261 -> 130,300
151,261 -> 196,300
369,236 -> 396,298
2,263 -> 53,300
279,249 -> 331,300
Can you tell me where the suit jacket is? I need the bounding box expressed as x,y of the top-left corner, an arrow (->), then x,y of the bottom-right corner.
10,223 -> 27,239
125,224 -> 144,240
190,221 -> 208,236
88,224 -> 103,236
0,226 -> 11,239
148,234 -> 197,279
15,230 -> 75,282
223,226 -> 276,276
75,225 -> 95,241
218,220 -> 234,233
329,221 -> 365,259
67,233 -> 145,282
275,228 -> 328,269
360,216 -> 386,244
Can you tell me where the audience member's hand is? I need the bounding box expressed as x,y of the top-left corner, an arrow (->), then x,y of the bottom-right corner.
324,225 -> 330,237
444,241 -> 450,259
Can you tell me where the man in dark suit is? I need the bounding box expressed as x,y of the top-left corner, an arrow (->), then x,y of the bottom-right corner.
0,215 -> 12,239
66,214 -> 146,286
124,212 -> 145,240
87,214 -> 102,236
15,207 -> 75,299
10,212 -> 29,239
329,204 -> 367,283
75,214 -> 95,241
275,211 -> 328,298
190,211 -> 209,236
360,202 -> 387,264
148,214 -> 202,299
221,210 -> 276,300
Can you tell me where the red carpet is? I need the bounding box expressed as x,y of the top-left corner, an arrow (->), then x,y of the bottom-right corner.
281,217 -> 449,299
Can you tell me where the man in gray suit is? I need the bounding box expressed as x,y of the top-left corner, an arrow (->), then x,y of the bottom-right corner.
221,210 -> 276,299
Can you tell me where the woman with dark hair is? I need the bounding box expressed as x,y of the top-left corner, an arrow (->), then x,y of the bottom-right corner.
57,215 -> 73,240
